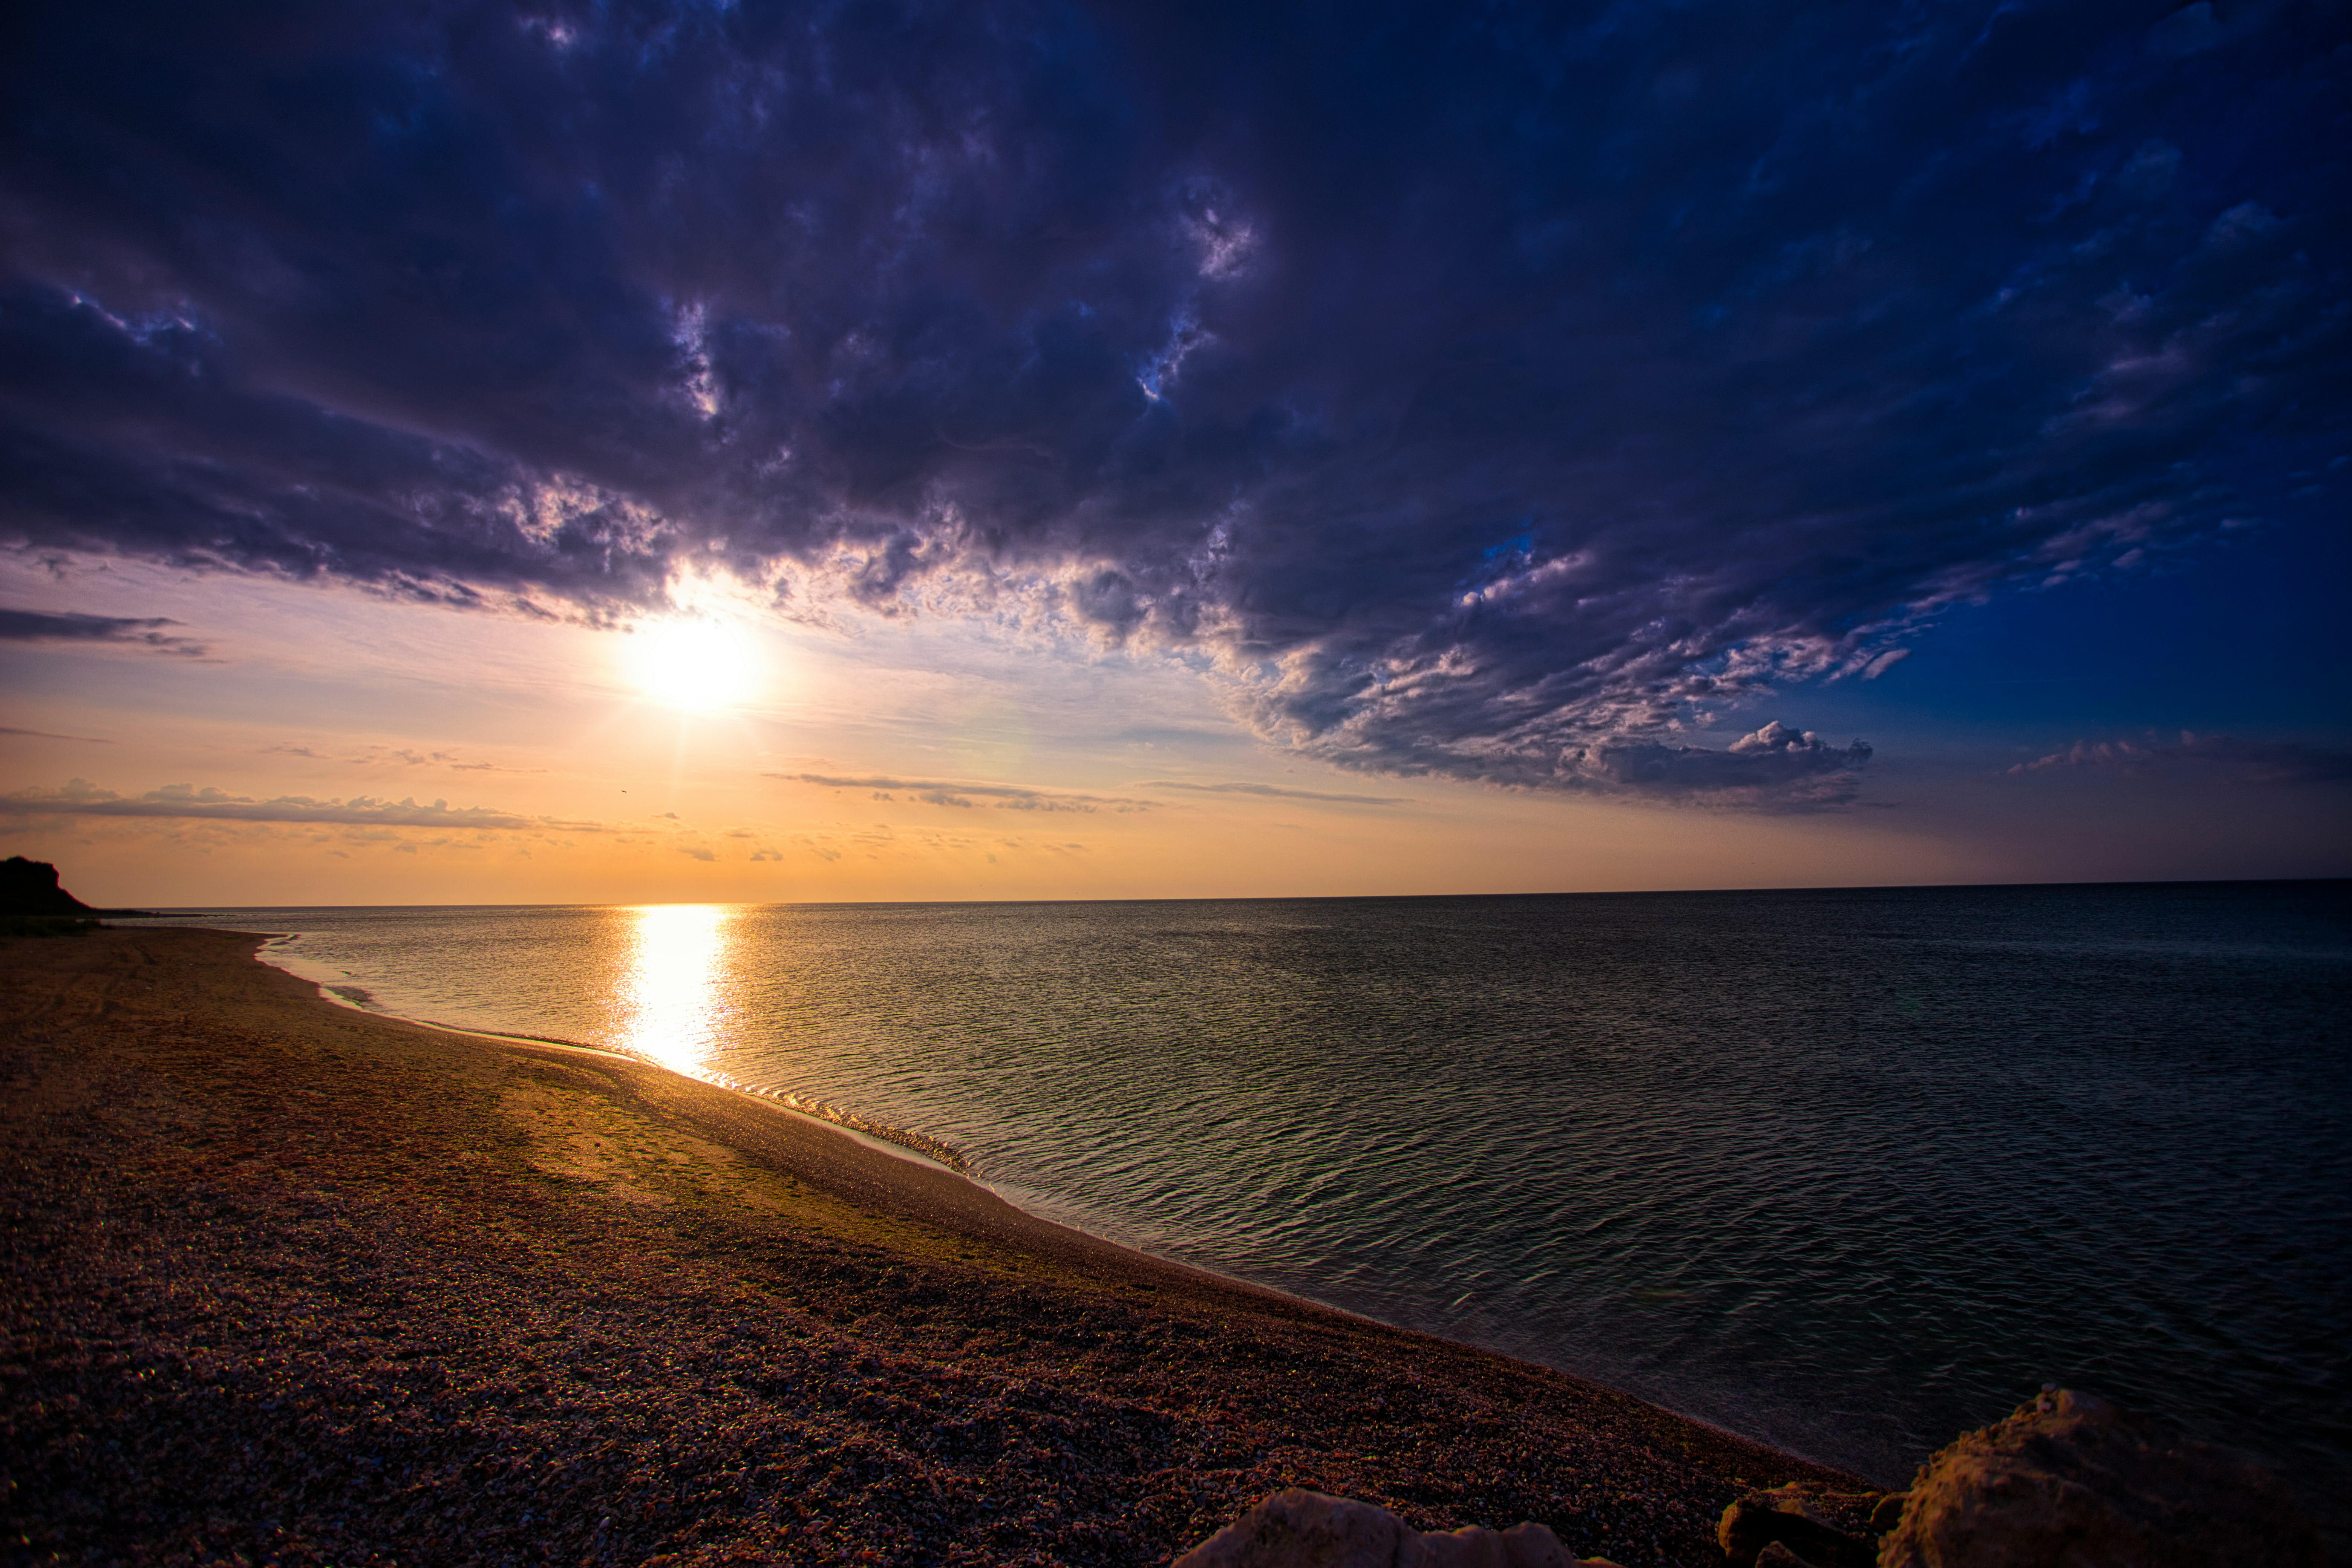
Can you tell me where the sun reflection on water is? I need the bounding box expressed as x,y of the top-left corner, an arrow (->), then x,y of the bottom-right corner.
619,904 -> 733,1074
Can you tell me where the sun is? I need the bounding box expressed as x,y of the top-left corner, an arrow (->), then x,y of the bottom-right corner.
623,618 -> 760,711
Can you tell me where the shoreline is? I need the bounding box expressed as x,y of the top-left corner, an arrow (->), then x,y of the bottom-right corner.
253,931 -> 1874,1477
279,946 -> 1357,1286
4,924 -> 1880,1566
250,926 -> 986,1174
272,933 -> 1544,1362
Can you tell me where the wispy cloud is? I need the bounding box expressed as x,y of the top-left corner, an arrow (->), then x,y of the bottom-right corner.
2007,733 -> 2352,786
0,608 -> 207,657
1140,780 -> 1410,806
768,772 -> 1155,813
0,778 -> 606,830
0,725 -> 110,743
257,743 -> 546,774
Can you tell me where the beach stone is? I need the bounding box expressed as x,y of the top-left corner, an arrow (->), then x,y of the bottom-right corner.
1716,1494 -> 1876,1568
1866,1491 -> 1909,1534
1879,1386 -> 2325,1568
1173,1490 -> 1619,1568
1753,1546 -> 1816,1568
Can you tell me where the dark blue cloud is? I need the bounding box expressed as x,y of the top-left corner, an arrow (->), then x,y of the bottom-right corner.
1,0 -> 2342,803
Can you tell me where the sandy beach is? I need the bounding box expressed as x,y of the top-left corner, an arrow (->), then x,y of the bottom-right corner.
2,926 -> 1877,1566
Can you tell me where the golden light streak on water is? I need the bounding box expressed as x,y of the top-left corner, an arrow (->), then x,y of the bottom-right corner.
618,903 -> 733,1073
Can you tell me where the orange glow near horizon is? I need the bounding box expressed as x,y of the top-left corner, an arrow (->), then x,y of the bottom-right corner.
619,903 -> 733,1073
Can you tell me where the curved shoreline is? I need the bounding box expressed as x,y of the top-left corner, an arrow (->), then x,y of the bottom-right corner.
232,923 -> 1873,1483
252,931 -> 1824,1460
246,925 -> 986,1173
5,924 -> 1878,1566
260,930 -> 1434,1330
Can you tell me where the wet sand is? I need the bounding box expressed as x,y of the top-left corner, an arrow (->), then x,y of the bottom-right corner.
2,927 -> 1876,1566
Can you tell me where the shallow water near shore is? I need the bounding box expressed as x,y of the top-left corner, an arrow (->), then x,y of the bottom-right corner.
129,882 -> 2350,1531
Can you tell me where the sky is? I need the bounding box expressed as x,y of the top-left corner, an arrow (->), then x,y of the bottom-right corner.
1,0 -> 2346,906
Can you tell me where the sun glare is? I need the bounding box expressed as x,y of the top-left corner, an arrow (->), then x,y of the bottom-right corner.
625,618 -> 759,710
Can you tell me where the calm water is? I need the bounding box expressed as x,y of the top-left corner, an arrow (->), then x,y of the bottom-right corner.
130,883 -> 2350,1531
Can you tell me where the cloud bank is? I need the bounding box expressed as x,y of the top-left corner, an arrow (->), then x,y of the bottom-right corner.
2,1 -> 2341,804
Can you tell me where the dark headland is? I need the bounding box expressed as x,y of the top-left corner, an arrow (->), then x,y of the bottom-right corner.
0,854 -> 157,926
2,923 -> 1875,1566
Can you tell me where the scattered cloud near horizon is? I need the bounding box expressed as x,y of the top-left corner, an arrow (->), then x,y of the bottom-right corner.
2,2 -> 2338,808
0,779 -> 601,831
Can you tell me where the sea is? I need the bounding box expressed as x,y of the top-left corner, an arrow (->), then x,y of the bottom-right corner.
126,881 -> 2350,1535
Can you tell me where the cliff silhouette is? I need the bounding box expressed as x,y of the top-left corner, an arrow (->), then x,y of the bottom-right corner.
1,858 -> 98,915
0,858 -> 156,919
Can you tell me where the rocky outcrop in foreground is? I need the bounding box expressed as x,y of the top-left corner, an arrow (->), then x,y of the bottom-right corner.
1877,1386 -> 2324,1568
1173,1488 -> 1626,1567
1186,1389 -> 2325,1568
